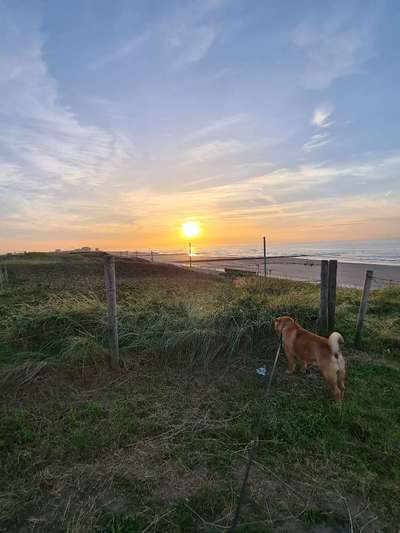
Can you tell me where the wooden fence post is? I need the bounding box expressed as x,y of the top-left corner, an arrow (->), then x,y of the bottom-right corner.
354,270 -> 373,347
328,260 -> 337,333
319,260 -> 329,336
0,266 -> 8,285
104,255 -> 120,370
263,236 -> 267,277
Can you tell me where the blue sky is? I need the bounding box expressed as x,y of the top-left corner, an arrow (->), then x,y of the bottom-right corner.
1,0 -> 400,251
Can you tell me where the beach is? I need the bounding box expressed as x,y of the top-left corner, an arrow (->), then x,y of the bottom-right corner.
190,257 -> 400,288
140,254 -> 400,289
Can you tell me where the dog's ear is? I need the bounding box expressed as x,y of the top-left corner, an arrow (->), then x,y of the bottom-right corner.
273,317 -> 282,334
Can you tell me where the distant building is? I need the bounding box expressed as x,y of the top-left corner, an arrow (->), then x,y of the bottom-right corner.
71,246 -> 92,252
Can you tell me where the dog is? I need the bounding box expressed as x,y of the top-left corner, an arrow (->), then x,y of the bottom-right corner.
273,316 -> 345,401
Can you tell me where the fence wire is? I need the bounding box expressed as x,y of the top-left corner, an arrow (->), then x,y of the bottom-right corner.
372,276 -> 400,286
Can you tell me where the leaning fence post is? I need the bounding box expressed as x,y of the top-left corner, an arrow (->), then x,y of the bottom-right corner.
328,260 -> 337,333
354,270 -> 373,347
319,260 -> 329,336
104,255 -> 120,370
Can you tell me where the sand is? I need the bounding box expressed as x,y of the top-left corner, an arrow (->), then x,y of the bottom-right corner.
132,252 -> 400,288
161,255 -> 400,289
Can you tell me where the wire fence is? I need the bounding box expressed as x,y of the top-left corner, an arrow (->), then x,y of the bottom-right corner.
372,275 -> 400,286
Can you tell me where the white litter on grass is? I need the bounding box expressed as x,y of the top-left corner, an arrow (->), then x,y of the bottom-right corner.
256,367 -> 267,376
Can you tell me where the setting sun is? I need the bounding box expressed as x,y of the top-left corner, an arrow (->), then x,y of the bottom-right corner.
181,221 -> 200,239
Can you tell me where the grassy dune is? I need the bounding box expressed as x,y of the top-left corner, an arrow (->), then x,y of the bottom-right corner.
0,252 -> 399,532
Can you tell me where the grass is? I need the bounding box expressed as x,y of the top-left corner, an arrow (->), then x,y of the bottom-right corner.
0,251 -> 399,531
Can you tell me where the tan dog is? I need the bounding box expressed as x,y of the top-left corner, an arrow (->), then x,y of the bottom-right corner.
274,316 -> 345,401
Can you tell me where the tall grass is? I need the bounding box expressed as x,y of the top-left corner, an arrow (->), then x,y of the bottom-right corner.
1,256 -> 399,368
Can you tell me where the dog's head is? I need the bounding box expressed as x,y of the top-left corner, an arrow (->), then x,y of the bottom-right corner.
273,316 -> 295,336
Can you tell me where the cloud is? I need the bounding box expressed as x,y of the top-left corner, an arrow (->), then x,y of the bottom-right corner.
162,0 -> 226,69
182,139 -> 246,164
293,8 -> 376,89
312,105 -> 333,128
170,25 -> 215,68
303,132 -> 331,152
0,7 -> 137,239
304,104 -> 334,151
89,33 -> 148,70
183,114 -> 249,143
162,156 -> 400,222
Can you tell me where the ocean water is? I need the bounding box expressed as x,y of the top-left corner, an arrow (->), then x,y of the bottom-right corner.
149,239 -> 400,266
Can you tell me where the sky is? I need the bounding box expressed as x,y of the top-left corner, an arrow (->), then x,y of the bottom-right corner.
1,0 -> 400,252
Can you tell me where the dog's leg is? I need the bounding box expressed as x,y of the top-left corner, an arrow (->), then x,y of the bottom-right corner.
325,376 -> 342,401
337,369 -> 345,400
298,359 -> 307,374
321,367 -> 342,401
285,352 -> 296,374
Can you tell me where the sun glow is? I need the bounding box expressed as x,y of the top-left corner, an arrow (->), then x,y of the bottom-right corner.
181,221 -> 200,239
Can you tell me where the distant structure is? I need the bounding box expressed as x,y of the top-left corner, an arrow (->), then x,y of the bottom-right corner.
72,246 -> 92,252
55,249 -> 62,253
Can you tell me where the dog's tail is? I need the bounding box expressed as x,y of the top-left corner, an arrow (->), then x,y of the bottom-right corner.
328,332 -> 345,371
328,332 -> 344,357
329,332 -> 346,398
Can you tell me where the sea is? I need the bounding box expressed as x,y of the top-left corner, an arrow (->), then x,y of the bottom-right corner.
140,239 -> 400,266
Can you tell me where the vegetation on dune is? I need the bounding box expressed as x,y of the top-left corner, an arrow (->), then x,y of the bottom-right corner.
0,252 -> 399,531
0,253 -> 399,366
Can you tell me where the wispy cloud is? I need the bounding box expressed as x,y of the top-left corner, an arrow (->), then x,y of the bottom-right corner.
163,0 -> 226,69
304,105 -> 334,151
293,7 -> 376,89
117,158 -> 400,240
0,8 -> 137,242
183,114 -> 249,143
182,139 -> 246,164
312,105 -> 333,128
303,132 -> 331,152
169,25 -> 216,69
89,33 -> 148,70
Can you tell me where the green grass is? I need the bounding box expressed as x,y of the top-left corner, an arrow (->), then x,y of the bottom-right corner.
0,252 -> 399,531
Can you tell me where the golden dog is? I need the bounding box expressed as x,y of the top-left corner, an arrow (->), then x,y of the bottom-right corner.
274,316 -> 345,401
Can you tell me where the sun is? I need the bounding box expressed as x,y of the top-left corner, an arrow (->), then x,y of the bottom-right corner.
181,221 -> 200,239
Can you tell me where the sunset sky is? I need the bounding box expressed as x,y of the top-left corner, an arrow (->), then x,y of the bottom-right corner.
1,0 -> 400,252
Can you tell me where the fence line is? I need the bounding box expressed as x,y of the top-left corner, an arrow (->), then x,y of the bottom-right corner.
372,276 -> 400,285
